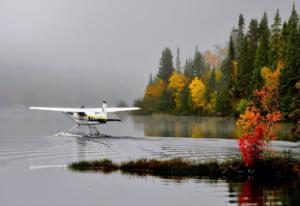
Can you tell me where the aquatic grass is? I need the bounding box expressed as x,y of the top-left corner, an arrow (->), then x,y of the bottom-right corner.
68,159 -> 118,173
68,155 -> 300,181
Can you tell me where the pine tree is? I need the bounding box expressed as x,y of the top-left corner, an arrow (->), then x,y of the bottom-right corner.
289,81 -> 300,139
236,14 -> 245,59
184,58 -> 193,79
148,73 -> 153,86
216,37 -> 235,115
251,13 -> 270,92
158,88 -> 175,112
205,68 -> 217,102
269,9 -> 284,70
192,46 -> 207,78
216,60 -> 232,116
246,19 -> 259,95
158,48 -> 174,83
279,6 -> 300,117
281,22 -> 289,60
236,36 -> 252,98
176,47 -> 181,73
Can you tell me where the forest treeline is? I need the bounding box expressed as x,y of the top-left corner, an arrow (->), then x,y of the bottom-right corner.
135,4 -> 300,123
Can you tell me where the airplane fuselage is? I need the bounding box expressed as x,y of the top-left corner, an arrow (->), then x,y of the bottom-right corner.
70,112 -> 108,125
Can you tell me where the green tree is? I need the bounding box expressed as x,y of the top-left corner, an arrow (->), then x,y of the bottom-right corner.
279,6 -> 300,117
216,65 -> 232,116
269,9 -> 284,70
205,68 -> 217,102
251,13 -> 270,92
246,19 -> 259,94
236,14 -> 245,59
158,88 -> 175,112
184,58 -> 193,79
289,81 -> 300,140
192,46 -> 207,78
216,37 -> 235,115
158,48 -> 174,83
236,36 -> 252,98
175,47 -> 181,73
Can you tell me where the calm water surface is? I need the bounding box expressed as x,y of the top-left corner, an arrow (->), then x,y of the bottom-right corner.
0,108 -> 299,206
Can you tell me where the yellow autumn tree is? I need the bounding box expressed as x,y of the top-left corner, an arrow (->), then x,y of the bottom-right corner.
189,77 -> 206,110
260,62 -> 283,112
144,78 -> 164,98
167,71 -> 187,110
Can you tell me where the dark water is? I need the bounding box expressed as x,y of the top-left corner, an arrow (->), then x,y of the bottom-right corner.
0,108 -> 299,206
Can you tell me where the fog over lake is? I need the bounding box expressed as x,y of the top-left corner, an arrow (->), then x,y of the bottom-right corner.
0,0 -> 297,106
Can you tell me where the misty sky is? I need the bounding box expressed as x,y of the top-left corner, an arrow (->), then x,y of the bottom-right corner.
0,0 -> 298,107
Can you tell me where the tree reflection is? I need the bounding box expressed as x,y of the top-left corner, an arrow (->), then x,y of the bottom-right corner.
229,179 -> 300,206
131,115 -> 292,139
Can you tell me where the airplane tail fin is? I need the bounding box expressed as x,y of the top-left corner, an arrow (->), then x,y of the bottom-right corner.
102,101 -> 107,115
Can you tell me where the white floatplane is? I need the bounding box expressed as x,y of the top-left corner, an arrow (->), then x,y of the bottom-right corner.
29,101 -> 140,136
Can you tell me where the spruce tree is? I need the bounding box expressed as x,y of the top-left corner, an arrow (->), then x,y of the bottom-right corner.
205,68 -> 217,102
236,37 -> 252,98
216,60 -> 232,116
251,13 -> 270,92
279,7 -> 300,117
184,58 -> 193,79
216,37 -> 235,115
176,47 -> 181,73
158,48 -> 174,83
192,47 -> 207,78
269,9 -> 284,70
236,14 -> 245,59
289,81 -> 300,139
246,19 -> 259,95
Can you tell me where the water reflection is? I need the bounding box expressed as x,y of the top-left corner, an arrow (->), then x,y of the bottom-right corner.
132,115 -> 293,139
229,180 -> 300,206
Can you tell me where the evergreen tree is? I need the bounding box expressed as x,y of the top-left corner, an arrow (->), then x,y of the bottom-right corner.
236,14 -> 245,59
236,37 -> 252,98
279,7 -> 300,117
216,60 -> 232,116
158,88 -> 175,112
269,9 -> 284,70
176,47 -> 181,73
192,46 -> 207,78
246,19 -> 259,94
289,81 -> 300,139
287,3 -> 299,31
205,68 -> 217,102
158,48 -> 174,83
216,37 -> 235,115
251,13 -> 270,92
184,58 -> 193,79
281,22 -> 289,60
148,73 -> 153,86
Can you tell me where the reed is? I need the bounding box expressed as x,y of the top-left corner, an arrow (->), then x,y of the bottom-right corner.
68,155 -> 300,181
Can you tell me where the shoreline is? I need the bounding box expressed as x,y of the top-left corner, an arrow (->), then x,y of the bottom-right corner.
68,156 -> 300,182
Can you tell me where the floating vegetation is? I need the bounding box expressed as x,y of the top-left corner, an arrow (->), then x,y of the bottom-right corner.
69,154 -> 300,181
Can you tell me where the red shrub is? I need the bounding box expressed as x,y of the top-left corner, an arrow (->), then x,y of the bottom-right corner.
238,126 -> 265,167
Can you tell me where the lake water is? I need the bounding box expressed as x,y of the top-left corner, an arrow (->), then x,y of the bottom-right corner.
0,108 -> 299,206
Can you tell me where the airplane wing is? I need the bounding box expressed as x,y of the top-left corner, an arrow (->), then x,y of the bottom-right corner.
29,107 -> 140,113
106,107 -> 140,113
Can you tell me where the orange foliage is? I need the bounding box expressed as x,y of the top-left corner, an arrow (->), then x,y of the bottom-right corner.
144,79 -> 164,98
237,63 -> 283,163
203,50 -> 219,68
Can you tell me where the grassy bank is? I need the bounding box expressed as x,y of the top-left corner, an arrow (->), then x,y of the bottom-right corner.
69,154 -> 300,181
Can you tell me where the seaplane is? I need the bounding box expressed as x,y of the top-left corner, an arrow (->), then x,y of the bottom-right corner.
29,101 -> 140,136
